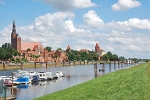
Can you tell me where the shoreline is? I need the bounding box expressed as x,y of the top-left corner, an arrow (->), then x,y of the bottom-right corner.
0,61 -> 134,71
0,61 -> 97,71
35,63 -> 150,100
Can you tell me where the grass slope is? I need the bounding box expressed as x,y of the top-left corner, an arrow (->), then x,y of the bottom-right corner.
35,63 -> 150,100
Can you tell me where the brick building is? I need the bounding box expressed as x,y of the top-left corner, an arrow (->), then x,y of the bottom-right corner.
95,43 -> 105,60
11,21 -> 68,62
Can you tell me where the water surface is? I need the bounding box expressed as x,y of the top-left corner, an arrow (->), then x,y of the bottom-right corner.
0,63 -> 135,100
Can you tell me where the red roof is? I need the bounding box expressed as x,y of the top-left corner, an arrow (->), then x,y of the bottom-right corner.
21,42 -> 44,51
32,45 -> 38,51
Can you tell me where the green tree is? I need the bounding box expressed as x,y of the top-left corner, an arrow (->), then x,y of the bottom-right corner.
111,54 -> 118,61
45,46 -> 52,52
119,56 -> 125,61
102,54 -> 109,61
79,52 -> 88,61
107,51 -> 112,61
2,43 -> 11,51
68,53 -> 76,61
0,43 -> 20,60
27,48 -> 31,52
0,47 -> 6,60
57,48 -> 62,50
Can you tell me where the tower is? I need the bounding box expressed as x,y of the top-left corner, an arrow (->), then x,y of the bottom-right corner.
66,45 -> 71,51
11,20 -> 21,52
95,43 -> 100,53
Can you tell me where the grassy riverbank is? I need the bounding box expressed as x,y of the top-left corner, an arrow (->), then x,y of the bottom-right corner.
35,63 -> 150,100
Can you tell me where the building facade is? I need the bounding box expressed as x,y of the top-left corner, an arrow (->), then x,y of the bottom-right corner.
11,21 -> 68,62
11,20 -> 21,52
95,43 -> 105,60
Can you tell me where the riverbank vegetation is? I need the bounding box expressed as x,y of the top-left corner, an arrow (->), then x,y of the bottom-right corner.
35,63 -> 150,100
0,43 -> 20,61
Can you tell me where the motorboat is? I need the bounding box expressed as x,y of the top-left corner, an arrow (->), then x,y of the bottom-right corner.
32,75 -> 39,82
55,71 -> 65,77
37,72 -> 53,81
16,75 -> 31,84
29,71 -> 37,77
3,78 -> 20,86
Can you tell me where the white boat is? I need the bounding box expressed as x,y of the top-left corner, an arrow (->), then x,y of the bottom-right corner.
55,71 -> 65,77
37,72 -> 53,81
0,76 -> 2,80
1,76 -> 8,81
29,71 -> 37,76
3,78 -> 20,86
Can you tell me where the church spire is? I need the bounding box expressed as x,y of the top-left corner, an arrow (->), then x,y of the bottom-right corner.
12,19 -> 16,31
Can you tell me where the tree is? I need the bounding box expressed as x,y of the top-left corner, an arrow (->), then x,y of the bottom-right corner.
68,53 -> 76,61
27,48 -> 31,52
57,48 -> 62,50
119,56 -> 125,61
2,43 -> 11,50
0,47 -> 6,60
102,54 -> 109,61
0,43 -> 20,60
45,46 -> 52,52
107,51 -> 112,61
111,54 -> 119,61
79,52 -> 88,61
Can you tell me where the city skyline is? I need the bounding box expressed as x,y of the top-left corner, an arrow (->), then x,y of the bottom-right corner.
0,0 -> 150,59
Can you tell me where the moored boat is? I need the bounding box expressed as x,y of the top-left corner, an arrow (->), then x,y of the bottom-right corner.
3,78 -> 20,86
55,71 -> 65,77
37,72 -> 53,81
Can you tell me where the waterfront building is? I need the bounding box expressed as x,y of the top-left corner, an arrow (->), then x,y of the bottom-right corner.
11,20 -> 68,62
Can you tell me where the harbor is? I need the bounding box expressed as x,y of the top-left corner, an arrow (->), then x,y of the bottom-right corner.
0,62 -> 136,100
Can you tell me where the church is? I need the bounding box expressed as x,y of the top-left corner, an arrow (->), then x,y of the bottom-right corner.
11,20 -> 44,54
11,20 -> 68,62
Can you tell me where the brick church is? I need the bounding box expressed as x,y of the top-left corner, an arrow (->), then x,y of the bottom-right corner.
11,20 -> 68,62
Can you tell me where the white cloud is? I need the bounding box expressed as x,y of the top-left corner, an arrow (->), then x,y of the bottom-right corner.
41,0 -> 96,11
82,11 -> 150,32
111,0 -> 141,11
112,18 -> 150,30
83,10 -> 104,29
65,20 -> 75,32
1,10 -> 150,59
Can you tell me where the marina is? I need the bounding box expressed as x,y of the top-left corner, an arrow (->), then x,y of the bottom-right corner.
0,62 -> 136,100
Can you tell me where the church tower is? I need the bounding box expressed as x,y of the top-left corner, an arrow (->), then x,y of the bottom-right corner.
11,20 -> 21,52
95,43 -> 100,53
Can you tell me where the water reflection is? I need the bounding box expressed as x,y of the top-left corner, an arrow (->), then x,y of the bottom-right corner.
0,63 -> 136,100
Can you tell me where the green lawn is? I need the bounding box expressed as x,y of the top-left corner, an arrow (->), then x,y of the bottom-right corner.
35,63 -> 150,100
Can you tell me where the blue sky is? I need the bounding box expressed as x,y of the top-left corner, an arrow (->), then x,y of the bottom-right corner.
0,0 -> 150,59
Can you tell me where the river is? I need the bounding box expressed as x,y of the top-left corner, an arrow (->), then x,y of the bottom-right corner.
0,63 -> 135,100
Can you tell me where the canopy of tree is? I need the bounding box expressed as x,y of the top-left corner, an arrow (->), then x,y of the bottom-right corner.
45,46 -> 52,52
66,50 -> 98,61
102,51 -> 125,61
0,43 -> 20,60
